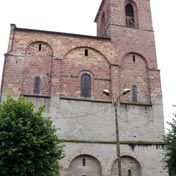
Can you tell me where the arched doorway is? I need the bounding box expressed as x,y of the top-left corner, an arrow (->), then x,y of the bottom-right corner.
111,156 -> 142,176
69,155 -> 102,176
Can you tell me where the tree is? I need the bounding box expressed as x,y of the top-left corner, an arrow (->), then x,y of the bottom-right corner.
0,95 -> 64,176
163,117 -> 176,176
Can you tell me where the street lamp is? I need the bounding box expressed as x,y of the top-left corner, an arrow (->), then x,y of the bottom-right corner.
103,88 -> 130,176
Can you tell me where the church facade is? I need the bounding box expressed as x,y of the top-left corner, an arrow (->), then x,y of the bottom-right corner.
1,0 -> 167,175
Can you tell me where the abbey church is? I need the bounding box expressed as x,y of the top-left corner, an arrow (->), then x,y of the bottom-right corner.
1,0 -> 167,175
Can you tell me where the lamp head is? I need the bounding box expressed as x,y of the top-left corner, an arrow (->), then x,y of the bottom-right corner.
123,88 -> 131,95
103,89 -> 110,96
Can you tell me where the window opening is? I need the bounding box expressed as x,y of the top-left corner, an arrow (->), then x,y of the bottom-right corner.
133,55 -> 135,62
85,49 -> 88,56
81,74 -> 91,97
39,44 -> 42,51
33,76 -> 40,94
128,169 -> 132,176
132,85 -> 137,101
125,3 -> 135,27
82,158 -> 86,166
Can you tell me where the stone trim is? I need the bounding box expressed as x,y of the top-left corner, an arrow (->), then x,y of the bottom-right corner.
121,101 -> 152,107
60,96 -> 111,103
21,94 -> 51,99
59,96 -> 152,106
62,139 -> 164,145
109,23 -> 154,32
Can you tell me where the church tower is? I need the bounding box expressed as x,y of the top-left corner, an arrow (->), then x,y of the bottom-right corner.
94,0 -> 167,175
95,0 -> 159,104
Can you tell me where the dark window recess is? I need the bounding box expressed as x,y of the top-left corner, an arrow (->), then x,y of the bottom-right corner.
125,4 -> 135,27
82,158 -> 86,166
81,74 -> 91,97
132,85 -> 137,101
85,49 -> 88,56
133,55 -> 135,62
33,76 -> 40,94
128,169 -> 132,176
39,44 -> 42,51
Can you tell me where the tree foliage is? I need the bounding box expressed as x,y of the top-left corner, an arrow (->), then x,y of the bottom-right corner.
0,95 -> 64,176
163,117 -> 176,176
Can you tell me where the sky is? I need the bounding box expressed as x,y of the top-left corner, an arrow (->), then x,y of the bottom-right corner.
0,0 -> 176,130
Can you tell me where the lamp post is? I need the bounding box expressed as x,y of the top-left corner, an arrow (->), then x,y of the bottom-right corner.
103,88 -> 130,176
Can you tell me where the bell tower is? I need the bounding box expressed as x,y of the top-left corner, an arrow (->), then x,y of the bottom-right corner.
95,0 -> 153,38
95,0 -> 157,66
95,0 -> 159,105
94,1 -> 167,175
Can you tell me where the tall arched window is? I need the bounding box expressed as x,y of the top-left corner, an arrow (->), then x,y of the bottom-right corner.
132,85 -> 137,101
125,3 -> 135,27
33,76 -> 40,94
81,74 -> 91,97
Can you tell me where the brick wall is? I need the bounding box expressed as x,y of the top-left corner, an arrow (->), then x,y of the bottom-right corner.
2,26 -> 115,99
2,25 -> 160,104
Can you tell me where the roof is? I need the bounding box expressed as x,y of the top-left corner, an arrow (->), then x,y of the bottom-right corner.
94,0 -> 105,22
10,24 -> 110,41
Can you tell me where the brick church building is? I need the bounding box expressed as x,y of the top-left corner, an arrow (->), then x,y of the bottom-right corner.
1,0 -> 167,175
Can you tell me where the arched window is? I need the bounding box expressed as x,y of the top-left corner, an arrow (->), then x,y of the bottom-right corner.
128,169 -> 132,176
125,3 -> 135,27
132,85 -> 137,101
33,76 -> 40,94
81,74 -> 91,97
